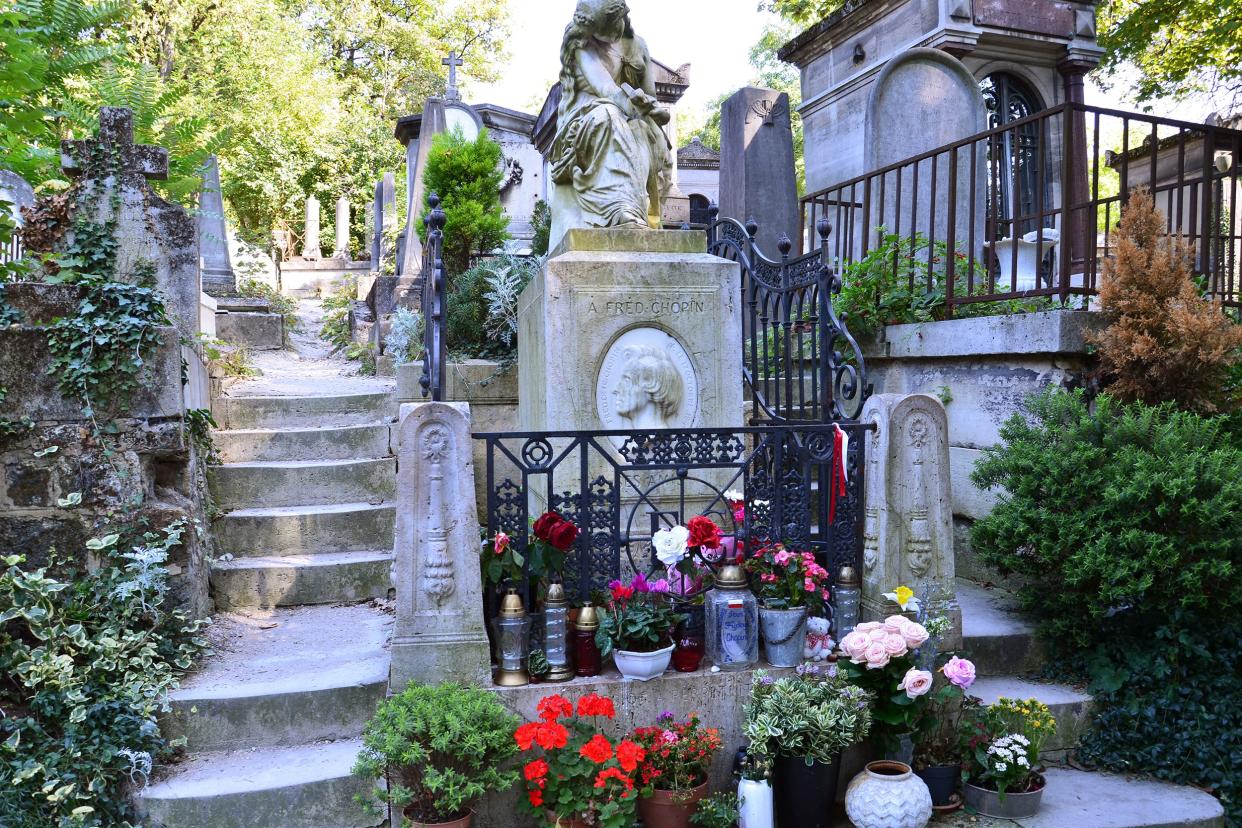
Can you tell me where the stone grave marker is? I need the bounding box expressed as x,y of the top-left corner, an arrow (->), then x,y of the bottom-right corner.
719,87 -> 800,255
334,196 -> 351,260
198,155 -> 235,296
301,195 -> 320,260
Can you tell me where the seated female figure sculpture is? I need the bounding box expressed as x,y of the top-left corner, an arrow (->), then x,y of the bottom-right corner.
550,0 -> 672,239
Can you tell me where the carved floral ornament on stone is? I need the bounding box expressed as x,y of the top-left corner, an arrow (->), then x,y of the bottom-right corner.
419,423 -> 456,606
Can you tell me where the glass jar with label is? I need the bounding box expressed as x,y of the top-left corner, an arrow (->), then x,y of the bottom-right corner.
705,564 -> 758,670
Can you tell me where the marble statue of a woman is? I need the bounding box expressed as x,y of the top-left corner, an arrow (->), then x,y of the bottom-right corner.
550,0 -> 673,243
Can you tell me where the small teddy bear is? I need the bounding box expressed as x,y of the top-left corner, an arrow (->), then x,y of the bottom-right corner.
803,616 -> 834,661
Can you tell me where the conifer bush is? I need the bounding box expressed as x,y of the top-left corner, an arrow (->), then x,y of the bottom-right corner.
1091,189 -> 1242,414
419,128 -> 510,277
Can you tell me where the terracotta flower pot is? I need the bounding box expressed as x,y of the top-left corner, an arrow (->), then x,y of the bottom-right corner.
637,781 -> 709,828
404,807 -> 473,828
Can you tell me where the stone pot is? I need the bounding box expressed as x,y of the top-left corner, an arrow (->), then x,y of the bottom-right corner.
613,643 -> 674,681
636,781 -> 708,828
758,605 -> 808,667
844,760 -> 932,828
915,765 -> 958,807
773,753 -> 839,828
737,777 -> 775,828
962,774 -> 1045,819
405,808 -> 473,828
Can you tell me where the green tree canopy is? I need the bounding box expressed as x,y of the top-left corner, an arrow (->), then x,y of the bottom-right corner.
419,127 -> 509,277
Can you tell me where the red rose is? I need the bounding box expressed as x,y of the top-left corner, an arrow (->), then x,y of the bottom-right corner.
686,516 -> 722,550
532,512 -> 563,542
548,519 -> 579,551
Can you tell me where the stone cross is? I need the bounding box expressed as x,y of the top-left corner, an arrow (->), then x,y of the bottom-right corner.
61,107 -> 169,181
302,195 -> 320,260
443,51 -> 463,101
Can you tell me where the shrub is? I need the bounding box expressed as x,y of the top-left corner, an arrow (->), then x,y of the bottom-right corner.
530,198 -> 551,256
969,388 -> 1242,655
352,682 -> 520,824
1091,189 -> 1242,414
0,524 -> 207,827
319,277 -> 356,355
419,128 -> 510,276
743,668 -> 872,764
385,307 -> 423,365
445,254 -> 536,360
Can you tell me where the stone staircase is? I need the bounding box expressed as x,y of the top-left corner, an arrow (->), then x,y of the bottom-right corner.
138,390 -> 396,828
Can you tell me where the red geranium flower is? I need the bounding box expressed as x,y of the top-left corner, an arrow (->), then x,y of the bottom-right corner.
615,738 -> 645,773
537,694 -> 573,723
524,759 -> 549,781
594,767 -> 633,789
579,733 -> 613,764
535,721 -> 569,750
686,515 -> 722,549
577,693 -> 616,719
515,722 -> 540,751
528,788 -> 544,807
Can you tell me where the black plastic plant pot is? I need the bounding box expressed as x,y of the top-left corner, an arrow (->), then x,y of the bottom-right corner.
773,753 -> 841,828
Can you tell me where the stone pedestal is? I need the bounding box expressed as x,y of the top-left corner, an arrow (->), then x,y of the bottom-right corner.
859,393 -> 960,648
333,196 -> 350,260
301,195 -> 320,260
390,401 -> 492,691
518,228 -> 742,434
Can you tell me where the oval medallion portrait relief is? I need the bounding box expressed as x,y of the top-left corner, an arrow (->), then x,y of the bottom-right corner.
596,327 -> 699,432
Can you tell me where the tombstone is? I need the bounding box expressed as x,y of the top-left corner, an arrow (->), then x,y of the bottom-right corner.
334,196 -> 351,260
718,87 -> 800,255
0,169 -> 35,226
399,97 -> 446,278
363,203 -> 375,261
61,107 -> 199,337
198,156 -> 236,296
370,173 -> 395,270
859,393 -> 961,648
301,195 -> 320,260
390,401 -> 492,690
864,48 -> 987,256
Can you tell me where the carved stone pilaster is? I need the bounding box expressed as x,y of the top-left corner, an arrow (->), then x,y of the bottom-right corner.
390,401 -> 491,690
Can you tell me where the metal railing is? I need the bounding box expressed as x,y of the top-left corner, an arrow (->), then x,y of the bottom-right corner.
474,422 -> 870,623
800,102 -> 1242,312
708,214 -> 870,424
419,194 -> 447,401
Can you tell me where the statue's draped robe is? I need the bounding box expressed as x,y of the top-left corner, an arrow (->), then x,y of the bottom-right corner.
551,39 -> 671,228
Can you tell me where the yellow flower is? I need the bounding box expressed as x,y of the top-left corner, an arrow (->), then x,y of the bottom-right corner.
883,585 -> 919,611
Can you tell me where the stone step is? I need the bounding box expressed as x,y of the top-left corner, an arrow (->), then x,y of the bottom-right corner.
163,604 -> 390,752
214,501 -> 396,559
215,312 -> 284,351
930,767 -> 1225,828
209,458 -> 396,510
970,676 -> 1092,754
210,551 -> 392,609
959,578 -> 1045,676
214,392 -> 393,430
214,423 -> 392,463
137,739 -> 382,828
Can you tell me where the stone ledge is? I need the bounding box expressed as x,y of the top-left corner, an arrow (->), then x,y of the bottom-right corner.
866,310 -> 1104,360
551,227 -> 707,257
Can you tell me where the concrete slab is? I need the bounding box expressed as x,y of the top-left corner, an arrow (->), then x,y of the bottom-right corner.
215,312 -> 284,350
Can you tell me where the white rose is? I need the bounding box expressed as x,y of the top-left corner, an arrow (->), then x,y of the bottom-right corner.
652,525 -> 690,567
724,489 -> 744,502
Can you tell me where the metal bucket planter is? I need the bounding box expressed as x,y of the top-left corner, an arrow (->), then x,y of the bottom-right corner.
759,605 -> 808,667
962,774 -> 1045,819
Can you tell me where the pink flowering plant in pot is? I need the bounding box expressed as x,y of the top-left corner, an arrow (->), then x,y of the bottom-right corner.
743,543 -> 830,614
595,572 -> 685,657
838,604 -> 935,754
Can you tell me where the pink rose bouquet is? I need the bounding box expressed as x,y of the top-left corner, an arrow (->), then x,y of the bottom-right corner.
840,611 -> 935,753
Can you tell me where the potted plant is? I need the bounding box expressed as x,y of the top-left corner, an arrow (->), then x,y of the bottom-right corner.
735,751 -> 774,828
838,587 -> 934,761
911,655 -> 978,807
744,543 -> 830,667
352,682 -> 520,827
961,696 -> 1056,819
743,665 -> 872,828
630,711 -> 723,827
515,692 -> 646,828
596,572 -> 684,681
691,791 -> 740,827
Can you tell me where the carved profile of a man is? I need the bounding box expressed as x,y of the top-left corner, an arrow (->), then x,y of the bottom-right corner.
612,345 -> 684,429
551,0 -> 672,232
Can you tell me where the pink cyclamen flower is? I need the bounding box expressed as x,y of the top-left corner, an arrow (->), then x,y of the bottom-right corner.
942,656 -> 977,689
648,578 -> 671,594
774,549 -> 793,566
899,668 -> 934,698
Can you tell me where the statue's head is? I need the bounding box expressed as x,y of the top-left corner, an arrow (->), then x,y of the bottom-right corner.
613,345 -> 683,425
570,0 -> 632,41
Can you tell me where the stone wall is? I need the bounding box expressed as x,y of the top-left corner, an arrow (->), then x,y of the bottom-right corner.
862,309 -> 1102,578
0,282 -> 213,616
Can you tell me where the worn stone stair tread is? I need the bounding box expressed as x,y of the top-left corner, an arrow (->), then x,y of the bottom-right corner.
213,501 -> 395,559
209,551 -> 393,609
219,501 -> 394,520
970,676 -> 1093,752
138,738 -> 382,828
208,457 -> 396,509
213,458 -> 392,470
173,604 -> 391,699
213,422 -> 392,462
212,550 -> 393,570
958,578 -> 1045,675
215,391 -> 394,430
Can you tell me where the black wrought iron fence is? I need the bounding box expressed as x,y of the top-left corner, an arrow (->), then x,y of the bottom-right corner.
474,422 -> 871,626
800,102 -> 1242,312
707,214 -> 870,424
419,194 -> 446,401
